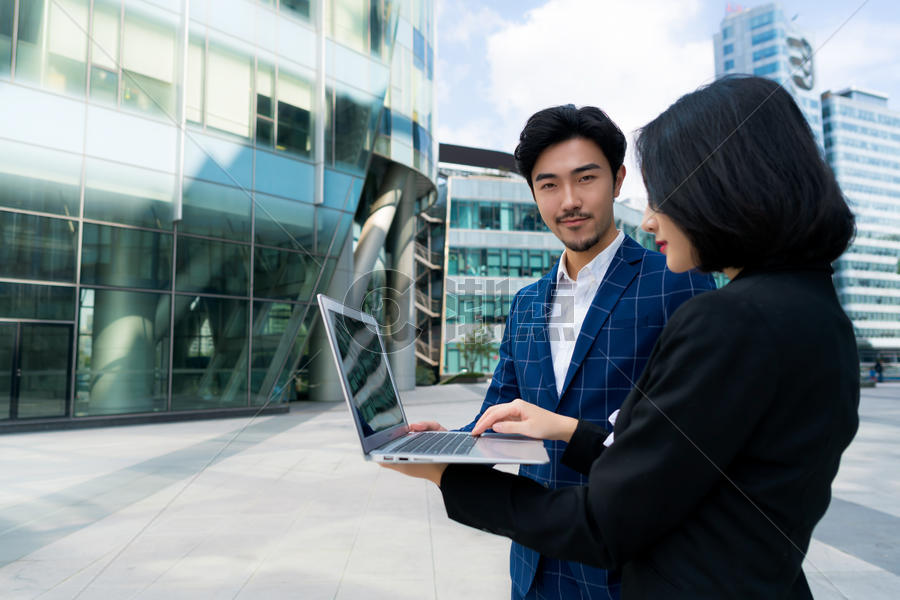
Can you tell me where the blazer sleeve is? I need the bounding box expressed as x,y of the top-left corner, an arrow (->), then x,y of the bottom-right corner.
560,420 -> 610,475
457,293 -> 523,432
440,294 -> 779,568
663,268 -> 717,321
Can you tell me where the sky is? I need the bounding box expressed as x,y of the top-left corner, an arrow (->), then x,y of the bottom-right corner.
434,0 -> 900,200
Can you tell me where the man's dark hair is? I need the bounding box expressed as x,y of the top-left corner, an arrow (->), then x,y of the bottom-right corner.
514,104 -> 626,190
636,75 -> 854,272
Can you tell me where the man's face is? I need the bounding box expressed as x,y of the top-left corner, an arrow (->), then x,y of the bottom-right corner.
531,137 -> 624,254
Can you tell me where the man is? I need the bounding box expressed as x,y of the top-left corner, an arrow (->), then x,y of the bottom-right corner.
413,105 -> 715,599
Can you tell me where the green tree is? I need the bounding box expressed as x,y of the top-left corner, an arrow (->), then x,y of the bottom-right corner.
459,323 -> 494,374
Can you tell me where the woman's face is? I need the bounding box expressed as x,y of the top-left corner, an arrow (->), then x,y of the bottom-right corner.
641,206 -> 698,272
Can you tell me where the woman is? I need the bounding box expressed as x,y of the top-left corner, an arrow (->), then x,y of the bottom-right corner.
391,76 -> 859,598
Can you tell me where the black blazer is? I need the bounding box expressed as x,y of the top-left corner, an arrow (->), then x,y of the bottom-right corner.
441,266 -> 859,599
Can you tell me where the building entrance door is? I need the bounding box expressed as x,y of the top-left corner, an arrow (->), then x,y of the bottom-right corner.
1,323 -> 72,421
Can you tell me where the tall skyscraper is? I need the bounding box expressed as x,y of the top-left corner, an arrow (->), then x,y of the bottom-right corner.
823,88 -> 900,361
713,2 -> 823,148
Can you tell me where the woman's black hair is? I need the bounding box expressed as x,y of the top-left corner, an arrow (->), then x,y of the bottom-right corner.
636,75 -> 854,272
515,104 -> 626,190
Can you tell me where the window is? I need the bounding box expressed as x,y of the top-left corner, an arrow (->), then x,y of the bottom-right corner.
723,43 -> 733,55
752,45 -> 778,61
276,69 -> 313,157
186,38 -> 204,123
753,62 -> 779,77
75,289 -> 170,416
206,45 -> 252,137
749,11 -> 774,29
0,0 -> 12,76
722,25 -> 734,40
724,59 -> 734,71
122,10 -> 176,117
0,212 -> 77,282
17,0 -> 88,95
81,224 -> 172,289
90,0 -> 119,104
256,63 -> 275,147
752,29 -> 777,45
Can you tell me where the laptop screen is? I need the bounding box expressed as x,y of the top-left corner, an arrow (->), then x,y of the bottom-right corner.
331,310 -> 404,437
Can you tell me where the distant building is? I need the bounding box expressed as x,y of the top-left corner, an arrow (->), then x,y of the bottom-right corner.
713,2 -> 823,148
823,88 -> 900,361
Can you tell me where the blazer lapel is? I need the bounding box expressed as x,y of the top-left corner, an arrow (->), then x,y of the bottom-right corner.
531,266 -> 560,405
557,236 -> 644,401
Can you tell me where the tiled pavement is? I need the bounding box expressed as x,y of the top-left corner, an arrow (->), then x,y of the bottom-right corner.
0,383 -> 897,599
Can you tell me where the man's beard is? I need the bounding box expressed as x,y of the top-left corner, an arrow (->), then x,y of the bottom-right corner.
563,232 -> 602,252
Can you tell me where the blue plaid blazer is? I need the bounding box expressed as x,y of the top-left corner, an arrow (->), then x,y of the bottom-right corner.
460,235 -> 716,599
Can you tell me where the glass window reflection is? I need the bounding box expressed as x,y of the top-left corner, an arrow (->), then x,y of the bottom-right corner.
0,0 -> 12,77
75,288 -> 169,416
0,212 -> 77,282
251,301 -> 313,404
207,44 -> 251,137
176,236 -> 250,296
81,224 -> 173,289
172,295 -> 249,410
0,140 -> 81,216
254,247 -> 318,300
182,179 -> 251,241
0,282 -> 74,320
254,193 -> 315,252
276,68 -> 313,157
122,8 -> 176,117
84,158 -> 174,229
90,0 -> 120,104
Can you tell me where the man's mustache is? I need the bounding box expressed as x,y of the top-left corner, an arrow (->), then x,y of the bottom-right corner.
556,212 -> 592,223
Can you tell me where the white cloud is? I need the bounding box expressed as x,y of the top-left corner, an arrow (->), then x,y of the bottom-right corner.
479,0 -> 715,199
438,2 -> 507,45
812,17 -> 900,98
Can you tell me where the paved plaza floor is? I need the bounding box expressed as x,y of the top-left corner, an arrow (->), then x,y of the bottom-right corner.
0,382 -> 898,599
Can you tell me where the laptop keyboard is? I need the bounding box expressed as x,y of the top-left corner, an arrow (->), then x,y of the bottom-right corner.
391,432 -> 477,456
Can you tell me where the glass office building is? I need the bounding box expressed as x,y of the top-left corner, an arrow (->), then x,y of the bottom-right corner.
824,88 -> 900,360
713,2 -> 823,149
0,0 -> 436,429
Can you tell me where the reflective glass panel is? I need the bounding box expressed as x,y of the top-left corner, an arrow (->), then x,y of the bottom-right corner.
17,324 -> 71,419
122,9 -> 176,117
281,0 -> 310,20
254,193 -> 315,252
175,236 -> 250,296
0,0 -> 13,77
81,223 -> 173,289
276,69 -> 313,157
84,158 -> 174,229
89,0 -> 119,103
0,282 -> 75,320
171,295 -> 249,410
0,212 -> 77,282
333,88 -> 375,172
207,44 -> 251,137
331,0 -> 366,53
186,37 -> 203,122
0,323 -> 12,419
316,208 -> 351,255
16,0 -> 88,95
182,179 -> 251,241
251,301 -> 313,404
0,140 -> 81,218
254,247 -> 319,300
75,289 -> 169,416
256,62 -> 274,147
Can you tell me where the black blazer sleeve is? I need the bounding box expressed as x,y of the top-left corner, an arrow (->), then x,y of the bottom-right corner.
561,420 -> 610,475
440,292 -> 780,569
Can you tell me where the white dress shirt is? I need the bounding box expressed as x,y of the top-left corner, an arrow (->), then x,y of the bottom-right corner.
548,230 -> 625,397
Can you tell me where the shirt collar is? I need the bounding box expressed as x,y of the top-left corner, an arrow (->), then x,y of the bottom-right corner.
556,230 -> 625,285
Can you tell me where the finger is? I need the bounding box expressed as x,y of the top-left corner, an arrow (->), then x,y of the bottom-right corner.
409,421 -> 444,431
472,404 -> 521,436
491,420 -> 529,435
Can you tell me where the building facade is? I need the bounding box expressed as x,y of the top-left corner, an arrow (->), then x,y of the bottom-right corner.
713,2 -> 823,148
0,0 -> 437,429
824,88 -> 900,361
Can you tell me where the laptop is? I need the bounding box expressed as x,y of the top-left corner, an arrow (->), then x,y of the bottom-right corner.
317,294 -> 549,464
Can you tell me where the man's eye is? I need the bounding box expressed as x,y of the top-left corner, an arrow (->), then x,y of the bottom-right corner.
579,175 -> 596,183
540,183 -> 556,190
